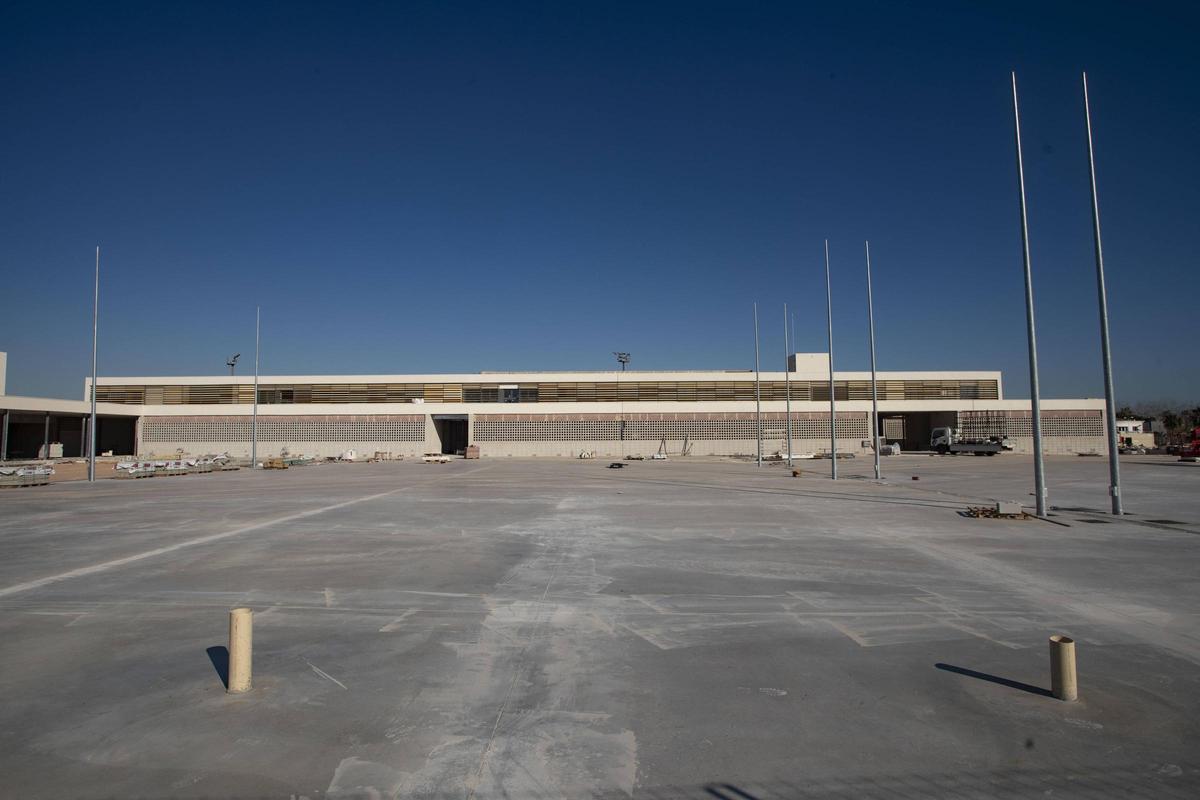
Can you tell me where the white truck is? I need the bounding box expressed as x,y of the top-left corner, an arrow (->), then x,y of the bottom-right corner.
931,427 -> 1012,456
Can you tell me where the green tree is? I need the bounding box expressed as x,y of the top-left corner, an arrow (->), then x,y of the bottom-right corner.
1116,405 -> 1137,419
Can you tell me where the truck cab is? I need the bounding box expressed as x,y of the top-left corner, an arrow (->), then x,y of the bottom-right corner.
930,427 -> 956,451
931,427 -> 1010,455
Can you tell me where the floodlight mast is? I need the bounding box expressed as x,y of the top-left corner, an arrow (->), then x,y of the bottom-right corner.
227,354 -> 241,376
88,247 -> 99,483
824,240 -> 837,480
753,303 -> 762,468
614,352 -> 630,371
1082,72 -> 1123,516
865,241 -> 881,481
1011,72 -> 1048,518
252,308 -> 260,468
783,303 -> 792,467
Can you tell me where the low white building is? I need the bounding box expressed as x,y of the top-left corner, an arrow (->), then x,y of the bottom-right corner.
1116,419 -> 1155,449
76,353 -> 1109,459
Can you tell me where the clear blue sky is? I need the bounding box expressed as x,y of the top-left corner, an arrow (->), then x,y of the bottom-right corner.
2,1 -> 1196,402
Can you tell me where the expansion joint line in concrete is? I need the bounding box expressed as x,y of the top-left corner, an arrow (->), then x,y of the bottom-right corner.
0,466 -> 491,599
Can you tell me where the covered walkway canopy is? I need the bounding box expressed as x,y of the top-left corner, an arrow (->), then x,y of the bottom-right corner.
0,395 -> 140,461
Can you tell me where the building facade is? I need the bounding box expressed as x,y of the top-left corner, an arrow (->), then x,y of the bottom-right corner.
81,355 -> 1110,459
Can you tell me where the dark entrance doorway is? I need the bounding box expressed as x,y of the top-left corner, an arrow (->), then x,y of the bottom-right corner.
879,411 -> 958,452
433,415 -> 468,455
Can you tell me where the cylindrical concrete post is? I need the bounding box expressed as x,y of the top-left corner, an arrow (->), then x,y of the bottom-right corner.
228,608 -> 253,693
1049,634 -> 1077,701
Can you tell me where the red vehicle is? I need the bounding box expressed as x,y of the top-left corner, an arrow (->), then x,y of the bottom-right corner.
1181,427 -> 1200,462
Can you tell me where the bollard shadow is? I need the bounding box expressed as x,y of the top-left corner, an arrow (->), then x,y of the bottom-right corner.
936,663 -> 1052,697
207,645 -> 229,689
705,785 -> 762,800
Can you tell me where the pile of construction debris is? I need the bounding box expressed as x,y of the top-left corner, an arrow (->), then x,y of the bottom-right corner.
965,502 -> 1028,519
0,465 -> 55,488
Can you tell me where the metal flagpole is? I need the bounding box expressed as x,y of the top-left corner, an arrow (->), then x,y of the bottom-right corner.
790,313 -> 796,361
252,306 -> 260,468
783,303 -> 793,467
1082,72 -> 1123,516
1011,72 -> 1048,517
88,246 -> 99,482
824,240 -> 837,480
865,241 -> 881,480
754,302 -> 762,467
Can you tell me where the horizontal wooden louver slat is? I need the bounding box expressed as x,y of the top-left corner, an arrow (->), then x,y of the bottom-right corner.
92,378 -> 998,404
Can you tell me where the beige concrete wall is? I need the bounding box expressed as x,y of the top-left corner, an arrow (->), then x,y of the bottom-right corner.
126,397 -> 1102,418
130,399 -> 1109,459
466,410 -> 873,458
1119,432 -> 1155,448
469,436 -> 872,459
138,414 -> 427,460
137,439 -> 429,460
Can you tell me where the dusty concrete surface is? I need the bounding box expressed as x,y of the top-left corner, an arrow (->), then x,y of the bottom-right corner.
0,455 -> 1197,798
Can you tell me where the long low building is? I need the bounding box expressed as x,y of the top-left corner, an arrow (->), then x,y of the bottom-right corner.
41,352 -> 1110,460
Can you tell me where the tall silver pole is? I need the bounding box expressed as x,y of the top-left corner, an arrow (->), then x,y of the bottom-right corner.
865,241 -> 881,480
1082,72 -> 1123,516
753,302 -> 762,467
783,302 -> 793,467
252,306 -> 260,468
1011,72 -> 1048,517
88,246 -> 99,482
824,239 -> 837,480
790,313 -> 796,360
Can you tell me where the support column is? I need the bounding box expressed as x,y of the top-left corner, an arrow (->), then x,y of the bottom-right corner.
1,410 -> 9,461
43,414 -> 51,459
81,416 -> 88,457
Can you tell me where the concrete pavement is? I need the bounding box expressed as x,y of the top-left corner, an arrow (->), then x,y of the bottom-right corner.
0,455 -> 1197,797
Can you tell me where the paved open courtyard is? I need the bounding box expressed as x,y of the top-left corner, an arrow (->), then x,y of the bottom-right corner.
1,454 -> 1198,798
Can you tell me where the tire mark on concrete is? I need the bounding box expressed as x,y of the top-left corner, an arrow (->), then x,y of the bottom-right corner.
465,546 -> 568,799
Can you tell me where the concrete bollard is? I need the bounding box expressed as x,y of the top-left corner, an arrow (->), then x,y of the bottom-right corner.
1049,634 -> 1077,701
228,607 -> 253,694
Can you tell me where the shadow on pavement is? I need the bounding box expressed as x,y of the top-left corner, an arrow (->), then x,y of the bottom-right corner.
206,645 -> 229,690
704,784 -> 760,799
936,662 -> 1052,698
